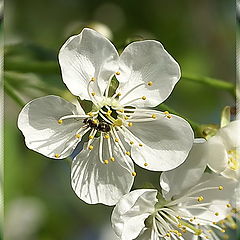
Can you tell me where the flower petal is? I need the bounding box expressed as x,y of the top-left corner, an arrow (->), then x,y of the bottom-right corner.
206,135 -> 229,173
17,95 -> 84,159
111,189 -> 157,240
59,28 -> 119,99
71,137 -> 134,206
123,110 -> 194,171
160,139 -> 207,201
180,173 -> 237,223
116,40 -> 180,108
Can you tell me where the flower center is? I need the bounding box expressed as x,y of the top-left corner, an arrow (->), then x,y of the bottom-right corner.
227,148 -> 239,171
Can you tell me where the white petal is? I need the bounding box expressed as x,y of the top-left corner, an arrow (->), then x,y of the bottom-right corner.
160,139 -> 208,200
116,40 -> 180,108
17,95 -> 84,159
71,138 -> 134,206
111,189 -> 157,240
135,229 -> 151,240
218,120 -> 240,149
124,111 -> 194,171
181,173 -> 237,223
206,135 -> 228,173
59,28 -> 119,99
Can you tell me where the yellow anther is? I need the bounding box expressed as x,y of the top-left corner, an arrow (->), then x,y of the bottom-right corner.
118,109 -> 124,113
139,143 -> 143,147
75,134 -> 81,138
177,233 -> 182,237
117,93 -> 122,97
194,229 -> 202,236
104,160 -> 109,164
115,138 -> 119,142
223,235 -> 229,240
151,114 -> 157,119
132,171 -> 137,177
197,196 -> 204,202
93,119 -> 98,124
91,92 -> 96,96
128,122 -> 133,127
88,145 -> 94,150
167,114 -> 172,119
91,77 -> 96,81
215,212 -> 219,216
190,219 -> 194,222
130,141 -> 134,145
58,119 -> 63,124
226,204 -> 231,208
147,81 -> 153,86
218,186 -> 224,190
177,223 -> 182,228
104,134 -> 110,139
144,163 -> 148,166
110,157 -> 115,162
55,154 -> 60,158
116,71 -> 120,75
164,111 -> 169,115
142,96 -> 147,100
88,112 -> 93,117
208,230 -> 213,233
124,116 -> 129,120
126,151 -> 131,156
89,135 -> 94,139
177,216 -> 181,219
114,119 -> 123,126
106,110 -> 112,116
221,229 -> 226,233
212,222 -> 217,225
166,233 -> 170,237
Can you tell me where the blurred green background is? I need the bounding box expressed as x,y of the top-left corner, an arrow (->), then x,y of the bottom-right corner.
4,0 -> 237,240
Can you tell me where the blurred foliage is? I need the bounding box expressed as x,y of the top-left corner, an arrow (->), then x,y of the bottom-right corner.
4,0 -> 238,239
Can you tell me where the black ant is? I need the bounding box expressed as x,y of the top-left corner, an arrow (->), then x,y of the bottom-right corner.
83,118 -> 111,132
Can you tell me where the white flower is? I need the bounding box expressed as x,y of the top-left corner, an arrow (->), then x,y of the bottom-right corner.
206,120 -> 240,180
18,28 -> 194,205
112,141 -> 237,240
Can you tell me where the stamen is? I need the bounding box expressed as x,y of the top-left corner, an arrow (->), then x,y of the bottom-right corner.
55,154 -> 60,158
58,119 -> 63,124
116,71 -> 120,75
147,81 -> 153,86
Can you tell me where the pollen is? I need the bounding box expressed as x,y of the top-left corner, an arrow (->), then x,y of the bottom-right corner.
142,96 -> 147,100
177,216 -> 181,219
93,119 -> 98,124
221,229 -> 226,233
118,109 -> 124,113
164,111 -> 169,115
226,204 -> 231,208
104,134 -> 110,139
104,160 -> 109,164
165,233 -> 170,237
55,154 -> 60,158
117,93 -> 122,97
91,92 -> 96,96
116,71 -> 120,75
218,185 -> 224,190
89,135 -> 94,139
167,114 -> 172,119
110,157 -> 115,162
215,212 -> 219,216
88,112 -> 93,117
75,134 -> 81,138
88,145 -> 94,150
197,196 -> 204,202
58,119 -> 63,124
147,81 -> 153,86
124,116 -> 129,120
128,122 -> 133,127
126,151 -> 131,156
115,138 -> 119,142
114,119 -> 123,126
130,141 -> 134,145
139,143 -> 143,147
151,114 -> 157,119
132,171 -> 137,177
144,163 -> 148,166
91,77 -> 96,81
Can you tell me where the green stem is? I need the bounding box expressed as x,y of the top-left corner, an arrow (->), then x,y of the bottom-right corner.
182,73 -> 236,97
4,81 -> 25,107
155,103 -> 202,137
